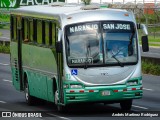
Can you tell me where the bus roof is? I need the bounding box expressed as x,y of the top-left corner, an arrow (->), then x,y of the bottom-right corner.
12,5 -> 82,15
11,5 -> 135,27
12,5 -> 128,16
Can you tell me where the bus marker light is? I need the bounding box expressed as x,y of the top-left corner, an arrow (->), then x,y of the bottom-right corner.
79,90 -> 84,93
70,90 -> 75,93
114,90 -> 118,92
132,88 -> 136,90
89,90 -> 94,92
124,13 -> 129,16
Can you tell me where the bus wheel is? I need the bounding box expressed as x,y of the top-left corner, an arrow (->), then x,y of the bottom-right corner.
54,90 -> 65,112
120,99 -> 132,111
24,82 -> 35,105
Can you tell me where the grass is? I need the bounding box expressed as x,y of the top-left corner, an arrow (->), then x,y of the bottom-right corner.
0,14 -> 10,22
142,59 -> 160,76
148,36 -> 160,42
0,45 -> 10,54
0,13 -> 10,29
139,35 -> 160,47
0,32 -> 2,36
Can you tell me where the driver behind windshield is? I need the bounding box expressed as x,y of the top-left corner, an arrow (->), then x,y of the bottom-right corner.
108,43 -> 125,58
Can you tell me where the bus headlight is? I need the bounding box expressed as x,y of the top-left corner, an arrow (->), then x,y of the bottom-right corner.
127,81 -> 138,86
70,84 -> 83,89
139,80 -> 142,84
64,84 -> 69,89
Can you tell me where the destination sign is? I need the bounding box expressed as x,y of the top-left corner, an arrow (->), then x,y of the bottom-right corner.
69,24 -> 98,33
103,23 -> 131,30
71,58 -> 93,64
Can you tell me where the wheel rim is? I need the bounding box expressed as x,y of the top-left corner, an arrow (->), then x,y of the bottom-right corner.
25,84 -> 29,101
54,90 -> 59,105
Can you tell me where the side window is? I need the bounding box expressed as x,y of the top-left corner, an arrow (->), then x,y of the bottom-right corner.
52,22 -> 57,46
42,20 -> 45,44
33,19 -> 37,43
21,18 -> 24,40
45,21 -> 49,45
29,19 -> 33,42
37,20 -> 42,44
10,15 -> 14,40
12,16 -> 17,40
24,18 -> 29,41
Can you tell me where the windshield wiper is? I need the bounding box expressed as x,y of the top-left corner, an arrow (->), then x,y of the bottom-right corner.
111,55 -> 124,67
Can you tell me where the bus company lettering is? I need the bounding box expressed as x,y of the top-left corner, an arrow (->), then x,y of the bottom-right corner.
20,0 -> 54,5
103,24 -> 131,30
71,58 -> 93,64
69,24 -> 98,33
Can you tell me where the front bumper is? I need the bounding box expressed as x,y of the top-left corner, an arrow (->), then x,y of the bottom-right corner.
64,85 -> 143,105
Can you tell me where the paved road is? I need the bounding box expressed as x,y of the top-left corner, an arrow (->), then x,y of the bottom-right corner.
141,47 -> 160,59
0,29 -> 10,41
0,53 -> 160,119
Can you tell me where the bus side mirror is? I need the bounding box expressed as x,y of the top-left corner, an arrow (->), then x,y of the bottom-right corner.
142,36 -> 149,52
56,30 -> 62,53
137,24 -> 148,35
137,24 -> 149,52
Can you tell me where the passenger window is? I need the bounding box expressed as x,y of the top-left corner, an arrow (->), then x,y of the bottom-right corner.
52,22 -> 56,46
33,19 -> 37,43
21,18 -> 24,40
45,21 -> 49,45
24,19 -> 29,42
37,20 -> 42,44
29,19 -> 33,41
10,16 -> 14,40
13,16 -> 17,40
49,22 -> 52,45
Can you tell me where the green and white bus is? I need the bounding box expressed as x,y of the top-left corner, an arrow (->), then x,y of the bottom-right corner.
10,4 -> 149,111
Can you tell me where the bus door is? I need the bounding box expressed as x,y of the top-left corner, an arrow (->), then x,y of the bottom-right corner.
56,30 -> 64,104
13,16 -> 23,91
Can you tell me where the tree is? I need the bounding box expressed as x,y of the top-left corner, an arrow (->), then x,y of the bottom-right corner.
0,0 -> 18,8
81,0 -> 91,5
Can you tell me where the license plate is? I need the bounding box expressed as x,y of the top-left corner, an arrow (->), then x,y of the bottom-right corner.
101,90 -> 110,96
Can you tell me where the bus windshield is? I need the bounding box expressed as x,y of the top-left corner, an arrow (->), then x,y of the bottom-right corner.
65,21 -> 138,67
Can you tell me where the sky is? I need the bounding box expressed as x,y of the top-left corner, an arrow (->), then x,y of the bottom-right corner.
66,0 -> 160,4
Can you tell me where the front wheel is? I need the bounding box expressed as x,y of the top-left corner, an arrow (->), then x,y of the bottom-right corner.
24,82 -> 35,105
120,99 -> 132,111
54,90 -> 65,112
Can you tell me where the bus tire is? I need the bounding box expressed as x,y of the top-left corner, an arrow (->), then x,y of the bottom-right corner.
120,99 -> 132,111
24,81 -> 35,106
54,90 -> 65,112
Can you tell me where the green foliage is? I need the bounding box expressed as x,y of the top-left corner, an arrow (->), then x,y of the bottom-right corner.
0,45 -> 10,53
0,13 -> 10,22
142,60 -> 160,75
0,13 -> 10,29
